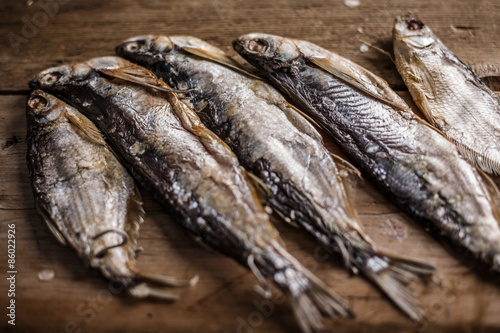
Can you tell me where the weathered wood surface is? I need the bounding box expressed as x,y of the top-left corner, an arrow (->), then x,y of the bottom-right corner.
1,1 -> 500,332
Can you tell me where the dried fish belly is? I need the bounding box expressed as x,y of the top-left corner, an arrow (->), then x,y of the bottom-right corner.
26,90 -> 193,300
234,33 -> 500,276
393,14 -> 500,175
117,35 -> 435,322
29,57 -> 353,333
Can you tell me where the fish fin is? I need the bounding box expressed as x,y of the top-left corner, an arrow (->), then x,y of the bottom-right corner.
191,234 -> 219,253
452,140 -> 500,176
65,108 -> 107,146
470,63 -> 500,80
123,185 -> 145,253
403,56 -> 442,126
127,282 -> 179,301
166,92 -> 241,168
409,55 -> 438,100
98,66 -> 191,93
330,153 -> 363,180
36,203 -> 67,246
271,205 -> 301,229
247,254 -> 273,298
470,63 -> 500,91
246,171 -> 272,196
140,273 -> 199,287
358,252 -> 434,322
281,102 -> 323,141
181,46 -> 263,80
410,114 -> 455,143
269,242 -> 354,332
307,56 -> 409,111
474,167 -> 500,226
359,39 -> 396,64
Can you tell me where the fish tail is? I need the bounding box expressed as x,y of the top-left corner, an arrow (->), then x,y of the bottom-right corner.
97,247 -> 198,301
250,242 -> 354,333
127,273 -> 199,301
357,252 -> 435,322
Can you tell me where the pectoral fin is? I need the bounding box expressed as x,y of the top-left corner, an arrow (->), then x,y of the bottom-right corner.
65,108 -> 107,146
181,46 -> 263,80
307,56 -> 409,111
36,204 -> 67,246
281,102 -> 323,141
98,66 -> 191,93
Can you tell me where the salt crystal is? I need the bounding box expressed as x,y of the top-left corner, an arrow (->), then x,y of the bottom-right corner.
344,0 -> 360,8
38,269 -> 55,281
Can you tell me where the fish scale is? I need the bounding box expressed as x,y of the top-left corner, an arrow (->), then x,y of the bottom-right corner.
26,90 -> 193,300
117,35 -> 435,322
30,56 -> 353,333
233,32 -> 500,286
393,14 -> 500,175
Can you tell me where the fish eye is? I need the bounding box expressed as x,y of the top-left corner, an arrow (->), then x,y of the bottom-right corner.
40,72 -> 61,85
407,18 -> 424,31
125,42 -> 140,52
247,39 -> 268,54
28,95 -> 48,110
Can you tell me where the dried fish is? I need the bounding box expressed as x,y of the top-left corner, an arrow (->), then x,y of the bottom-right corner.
233,33 -> 500,278
29,58 -> 353,333
117,35 -> 435,322
393,14 -> 500,175
26,90 -> 193,300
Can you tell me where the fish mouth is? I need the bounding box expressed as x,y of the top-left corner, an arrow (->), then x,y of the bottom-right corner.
233,34 -> 270,56
29,66 -> 69,90
27,90 -> 49,110
232,38 -> 245,54
403,14 -> 425,31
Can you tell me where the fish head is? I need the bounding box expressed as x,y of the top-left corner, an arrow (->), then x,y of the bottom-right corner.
233,33 -> 301,71
29,62 -> 94,92
26,90 -> 65,124
116,35 -> 177,63
393,14 -> 436,49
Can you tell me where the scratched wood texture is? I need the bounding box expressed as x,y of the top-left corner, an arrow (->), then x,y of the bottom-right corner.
1,1 -> 500,332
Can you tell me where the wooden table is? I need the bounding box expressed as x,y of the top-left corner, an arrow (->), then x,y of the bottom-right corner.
1,1 -> 500,332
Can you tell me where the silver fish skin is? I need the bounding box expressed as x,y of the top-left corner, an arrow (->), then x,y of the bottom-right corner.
233,33 -> 500,275
29,57 -> 353,333
26,90 -> 192,300
117,35 -> 435,321
393,14 -> 500,175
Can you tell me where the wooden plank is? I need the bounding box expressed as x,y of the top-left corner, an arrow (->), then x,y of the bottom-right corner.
1,0 -> 500,91
1,0 -> 500,332
1,90 -> 500,332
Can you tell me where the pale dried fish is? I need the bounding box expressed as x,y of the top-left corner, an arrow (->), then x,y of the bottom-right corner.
30,58 -> 353,333
393,14 -> 500,175
26,90 -> 193,300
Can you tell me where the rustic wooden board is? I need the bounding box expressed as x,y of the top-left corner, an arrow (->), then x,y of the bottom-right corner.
1,1 -> 500,332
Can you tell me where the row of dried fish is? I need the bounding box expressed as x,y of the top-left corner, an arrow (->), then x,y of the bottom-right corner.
27,13 -> 500,333
28,57 -> 353,333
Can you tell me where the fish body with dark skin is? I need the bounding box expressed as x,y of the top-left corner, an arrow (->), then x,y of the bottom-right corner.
29,57 -> 353,333
116,35 -> 435,322
393,14 -> 500,175
26,90 -> 192,300
233,33 -> 500,276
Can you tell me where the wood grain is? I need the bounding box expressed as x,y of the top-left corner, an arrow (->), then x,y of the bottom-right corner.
1,1 -> 500,332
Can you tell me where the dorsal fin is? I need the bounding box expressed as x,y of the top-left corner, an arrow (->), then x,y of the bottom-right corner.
307,55 -> 409,111
181,46 -> 263,80
98,66 -> 192,93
